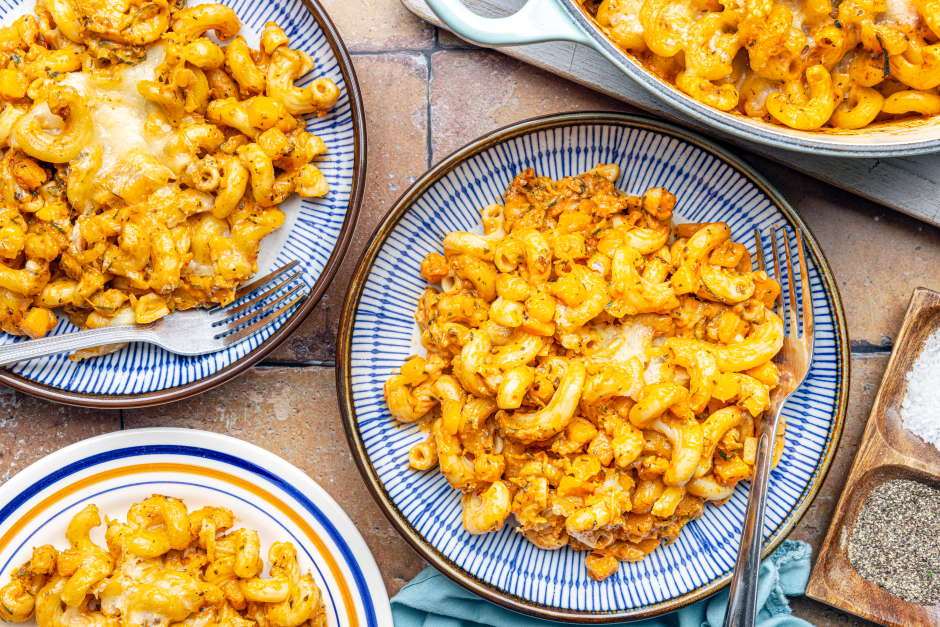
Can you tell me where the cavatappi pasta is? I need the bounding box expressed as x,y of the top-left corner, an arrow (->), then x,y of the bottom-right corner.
580,0 -> 940,131
0,497 -> 328,627
0,1 -> 338,351
384,165 -> 786,581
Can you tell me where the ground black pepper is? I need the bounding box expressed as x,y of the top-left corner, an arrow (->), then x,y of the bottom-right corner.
847,479 -> 940,606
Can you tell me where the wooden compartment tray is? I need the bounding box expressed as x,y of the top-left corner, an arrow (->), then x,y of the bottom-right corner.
807,288 -> 940,626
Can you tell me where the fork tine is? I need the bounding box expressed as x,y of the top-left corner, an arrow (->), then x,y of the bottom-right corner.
753,228 -> 765,272
770,225 -> 783,320
795,228 -> 814,339
211,271 -> 301,323
220,292 -> 306,346
219,284 -> 304,332
783,229 -> 799,338
232,261 -> 300,300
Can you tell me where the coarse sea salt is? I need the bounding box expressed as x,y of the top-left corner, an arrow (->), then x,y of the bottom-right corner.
901,327 -> 940,450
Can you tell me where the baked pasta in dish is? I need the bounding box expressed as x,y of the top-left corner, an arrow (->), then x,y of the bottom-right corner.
0,0 -> 338,346
0,497 -> 328,627
384,164 -> 786,581
581,0 -> 940,131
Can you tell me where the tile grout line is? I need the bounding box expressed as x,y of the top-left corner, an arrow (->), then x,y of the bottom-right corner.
347,30 -> 460,169
349,49 -> 436,55
426,29 -> 447,168
850,344 -> 894,356
260,360 -> 337,368
426,48 -> 434,169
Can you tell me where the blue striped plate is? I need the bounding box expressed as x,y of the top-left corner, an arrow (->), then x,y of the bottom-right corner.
0,429 -> 390,627
338,114 -> 848,622
0,0 -> 364,406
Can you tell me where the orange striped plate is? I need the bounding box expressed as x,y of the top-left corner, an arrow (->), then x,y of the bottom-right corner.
0,428 -> 390,627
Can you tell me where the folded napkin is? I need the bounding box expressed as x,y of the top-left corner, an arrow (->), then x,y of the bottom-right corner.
391,540 -> 813,627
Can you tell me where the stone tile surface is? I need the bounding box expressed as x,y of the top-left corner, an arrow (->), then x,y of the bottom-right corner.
437,29 -> 479,49
0,386 -> 120,483
266,53 -> 430,364
318,0 -> 434,51
123,366 -> 427,596
748,155 -> 940,348
430,50 -> 635,161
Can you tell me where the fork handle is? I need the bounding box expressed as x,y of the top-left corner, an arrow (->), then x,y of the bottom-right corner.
0,323 -> 158,368
722,408 -> 781,627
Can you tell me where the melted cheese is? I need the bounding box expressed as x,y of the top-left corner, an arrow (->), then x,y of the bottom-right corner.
776,0 -> 809,34
184,260 -> 216,276
29,44 -> 172,190
880,0 -> 919,26
594,321 -> 653,364
591,321 -> 691,386
99,555 -> 159,618
64,45 -> 171,178
744,76 -> 779,110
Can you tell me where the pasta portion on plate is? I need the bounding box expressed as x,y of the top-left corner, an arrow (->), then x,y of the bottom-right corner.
385,165 -> 785,581
0,496 -> 328,627
0,0 -> 339,349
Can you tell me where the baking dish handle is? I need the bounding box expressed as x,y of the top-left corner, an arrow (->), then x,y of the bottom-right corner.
424,0 -> 594,47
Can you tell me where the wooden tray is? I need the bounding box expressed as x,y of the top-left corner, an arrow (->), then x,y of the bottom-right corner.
806,287 -> 940,626
403,0 -> 940,229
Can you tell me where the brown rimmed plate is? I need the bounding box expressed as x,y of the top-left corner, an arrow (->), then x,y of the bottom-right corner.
337,112 -> 848,622
0,0 -> 365,408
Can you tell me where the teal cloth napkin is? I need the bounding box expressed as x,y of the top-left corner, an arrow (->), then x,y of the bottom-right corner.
391,540 -> 813,627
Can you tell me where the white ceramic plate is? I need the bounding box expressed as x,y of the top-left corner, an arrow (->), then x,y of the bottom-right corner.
0,429 -> 389,627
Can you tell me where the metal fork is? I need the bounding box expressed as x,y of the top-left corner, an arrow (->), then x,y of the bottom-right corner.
0,261 -> 307,367
723,227 -> 814,627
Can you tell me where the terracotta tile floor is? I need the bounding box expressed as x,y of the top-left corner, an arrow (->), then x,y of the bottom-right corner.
2,3 -> 940,625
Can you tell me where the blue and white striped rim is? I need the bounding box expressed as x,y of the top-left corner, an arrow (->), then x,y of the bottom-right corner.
0,429 -> 391,627
0,0 -> 365,407
339,113 -> 849,622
